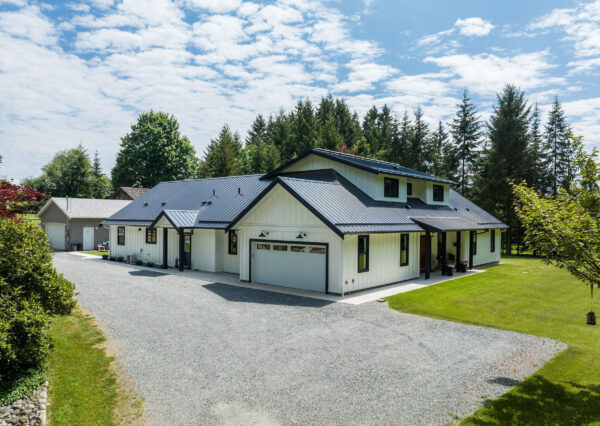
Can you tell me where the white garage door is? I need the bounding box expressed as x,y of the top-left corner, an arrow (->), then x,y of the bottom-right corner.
251,241 -> 327,293
45,223 -> 65,250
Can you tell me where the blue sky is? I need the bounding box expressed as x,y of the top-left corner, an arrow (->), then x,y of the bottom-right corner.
1,0 -> 599,180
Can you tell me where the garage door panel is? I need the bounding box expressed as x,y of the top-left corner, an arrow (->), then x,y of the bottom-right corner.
251,241 -> 326,293
45,223 -> 65,250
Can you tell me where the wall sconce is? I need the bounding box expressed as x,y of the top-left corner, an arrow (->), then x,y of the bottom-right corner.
259,231 -> 269,237
138,228 -> 142,231
296,232 -> 307,239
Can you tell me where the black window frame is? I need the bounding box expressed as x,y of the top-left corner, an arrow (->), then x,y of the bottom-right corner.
407,182 -> 412,196
358,235 -> 369,272
145,227 -> 157,244
400,233 -> 409,266
472,233 -> 478,256
433,184 -> 444,202
490,230 -> 495,252
384,177 -> 399,198
228,230 -> 238,255
117,226 -> 125,246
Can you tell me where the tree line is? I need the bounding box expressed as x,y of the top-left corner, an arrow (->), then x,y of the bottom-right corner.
25,84 -> 577,254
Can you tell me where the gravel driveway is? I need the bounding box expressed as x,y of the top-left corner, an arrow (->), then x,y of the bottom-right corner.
53,253 -> 562,425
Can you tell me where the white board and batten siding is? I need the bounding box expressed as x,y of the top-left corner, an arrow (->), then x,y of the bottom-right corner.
109,225 -> 164,265
235,185 -> 343,293
473,229 -> 501,266
341,232 -> 420,293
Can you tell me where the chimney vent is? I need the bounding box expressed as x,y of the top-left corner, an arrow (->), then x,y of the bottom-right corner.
213,189 -> 216,196
238,187 -> 241,195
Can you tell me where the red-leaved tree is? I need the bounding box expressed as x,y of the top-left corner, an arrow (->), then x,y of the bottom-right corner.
0,155 -> 48,218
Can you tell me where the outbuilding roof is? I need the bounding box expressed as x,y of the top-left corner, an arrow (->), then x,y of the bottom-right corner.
111,187 -> 149,200
262,148 -> 455,184
38,197 -> 131,220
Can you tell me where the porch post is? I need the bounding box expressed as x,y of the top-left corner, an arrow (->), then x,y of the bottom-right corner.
178,228 -> 184,271
456,231 -> 461,269
469,231 -> 474,269
162,228 -> 168,269
441,232 -> 447,275
425,230 -> 431,279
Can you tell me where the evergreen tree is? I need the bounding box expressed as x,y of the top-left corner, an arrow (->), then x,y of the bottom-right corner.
545,95 -> 573,196
450,90 -> 482,195
318,113 -> 342,150
334,99 -> 362,148
527,104 -> 550,194
198,125 -> 243,177
377,105 -> 394,156
290,99 -> 320,156
90,151 -> 112,198
267,110 -> 293,163
408,107 -> 430,172
475,85 -> 531,254
430,121 -> 448,178
362,106 -> 380,155
245,115 -> 267,146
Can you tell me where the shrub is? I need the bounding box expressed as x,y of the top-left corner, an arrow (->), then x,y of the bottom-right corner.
0,218 -> 76,383
102,254 -> 109,260
146,262 -> 154,267
134,259 -> 143,266
117,256 -> 124,262
109,256 -> 116,261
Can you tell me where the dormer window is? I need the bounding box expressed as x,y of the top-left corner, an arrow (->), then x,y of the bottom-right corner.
407,182 -> 412,196
433,184 -> 444,202
384,177 -> 399,198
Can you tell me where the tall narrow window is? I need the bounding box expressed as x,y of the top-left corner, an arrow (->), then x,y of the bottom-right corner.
358,235 -> 369,272
400,234 -> 409,266
472,233 -> 478,255
384,177 -> 399,198
146,228 -> 157,244
490,230 -> 496,252
117,226 -> 125,245
228,230 -> 238,255
433,184 -> 444,202
407,182 -> 412,196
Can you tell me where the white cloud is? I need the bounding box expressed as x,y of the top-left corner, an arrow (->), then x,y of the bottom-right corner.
425,51 -> 563,95
0,5 -> 58,45
334,60 -> 397,92
185,0 -> 242,13
454,17 -> 494,36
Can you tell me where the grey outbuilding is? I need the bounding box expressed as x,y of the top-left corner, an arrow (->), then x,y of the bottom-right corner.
37,197 -> 131,251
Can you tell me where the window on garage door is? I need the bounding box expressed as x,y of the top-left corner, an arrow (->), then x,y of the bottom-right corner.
309,247 -> 326,254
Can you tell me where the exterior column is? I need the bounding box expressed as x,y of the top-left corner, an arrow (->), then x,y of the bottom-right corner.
178,228 -> 184,271
162,228 -> 168,269
469,231 -> 475,269
425,230 -> 431,279
441,232 -> 447,275
456,231 -> 461,270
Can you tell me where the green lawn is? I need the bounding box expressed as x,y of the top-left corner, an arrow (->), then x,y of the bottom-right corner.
386,256 -> 600,425
48,307 -> 143,425
81,250 -> 109,257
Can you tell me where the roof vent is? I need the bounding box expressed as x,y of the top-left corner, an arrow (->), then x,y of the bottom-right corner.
453,207 -> 458,211
405,204 -> 411,209
201,201 -> 206,205
213,189 -> 216,196
466,208 -> 470,212
207,201 -> 212,206
161,202 -> 166,206
144,202 -> 148,206
238,187 -> 241,195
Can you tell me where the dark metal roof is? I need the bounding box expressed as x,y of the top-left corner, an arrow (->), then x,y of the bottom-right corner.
105,174 -> 271,228
263,148 -> 454,184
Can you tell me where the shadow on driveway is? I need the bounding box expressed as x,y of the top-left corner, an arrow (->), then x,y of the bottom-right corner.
128,270 -> 168,278
203,282 -> 334,308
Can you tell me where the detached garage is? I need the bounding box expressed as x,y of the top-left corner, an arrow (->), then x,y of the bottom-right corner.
38,197 -> 131,251
250,241 -> 328,292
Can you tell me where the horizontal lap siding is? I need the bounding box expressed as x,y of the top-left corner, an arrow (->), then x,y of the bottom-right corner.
236,186 -> 342,293
341,232 -> 419,293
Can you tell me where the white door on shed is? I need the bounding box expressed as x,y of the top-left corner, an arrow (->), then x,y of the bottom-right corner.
45,223 -> 65,250
251,241 -> 327,292
83,227 -> 94,251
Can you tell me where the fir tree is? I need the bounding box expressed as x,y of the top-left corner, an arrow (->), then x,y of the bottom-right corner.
377,105 -> 394,155
199,125 -> 243,177
362,106 -> 380,155
527,104 -> 550,194
545,95 -> 573,196
408,106 -> 430,172
475,85 -> 531,254
430,122 -> 448,178
245,115 -> 267,146
450,90 -> 482,195
290,99 -> 320,156
90,151 -> 112,198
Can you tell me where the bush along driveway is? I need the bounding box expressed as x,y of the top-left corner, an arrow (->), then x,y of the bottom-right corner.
386,256 -> 600,424
52,252 -> 562,425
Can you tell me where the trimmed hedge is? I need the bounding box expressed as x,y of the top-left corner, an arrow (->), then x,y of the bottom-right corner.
0,218 -> 76,383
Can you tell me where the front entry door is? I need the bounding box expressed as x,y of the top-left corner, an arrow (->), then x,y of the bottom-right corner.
183,233 -> 192,268
83,226 -> 94,251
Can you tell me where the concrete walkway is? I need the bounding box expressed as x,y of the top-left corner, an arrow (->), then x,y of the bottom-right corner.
67,252 -> 484,305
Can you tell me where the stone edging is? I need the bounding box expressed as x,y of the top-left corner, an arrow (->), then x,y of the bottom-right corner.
0,382 -> 47,426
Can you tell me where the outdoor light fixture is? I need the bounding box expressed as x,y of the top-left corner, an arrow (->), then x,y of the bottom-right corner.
296,233 -> 304,239
138,228 -> 141,231
259,231 -> 267,237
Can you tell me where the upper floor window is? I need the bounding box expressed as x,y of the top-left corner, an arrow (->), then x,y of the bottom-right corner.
358,235 -> 369,272
490,230 -> 496,252
117,226 -> 125,245
407,182 -> 412,196
146,228 -> 157,244
400,234 -> 409,266
228,231 -> 238,255
384,177 -> 399,198
433,184 -> 444,202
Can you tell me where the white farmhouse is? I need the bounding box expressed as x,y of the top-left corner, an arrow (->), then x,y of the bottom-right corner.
104,149 -> 506,294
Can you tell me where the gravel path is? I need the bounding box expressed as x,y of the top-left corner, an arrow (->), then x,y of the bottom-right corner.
53,253 -> 563,425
